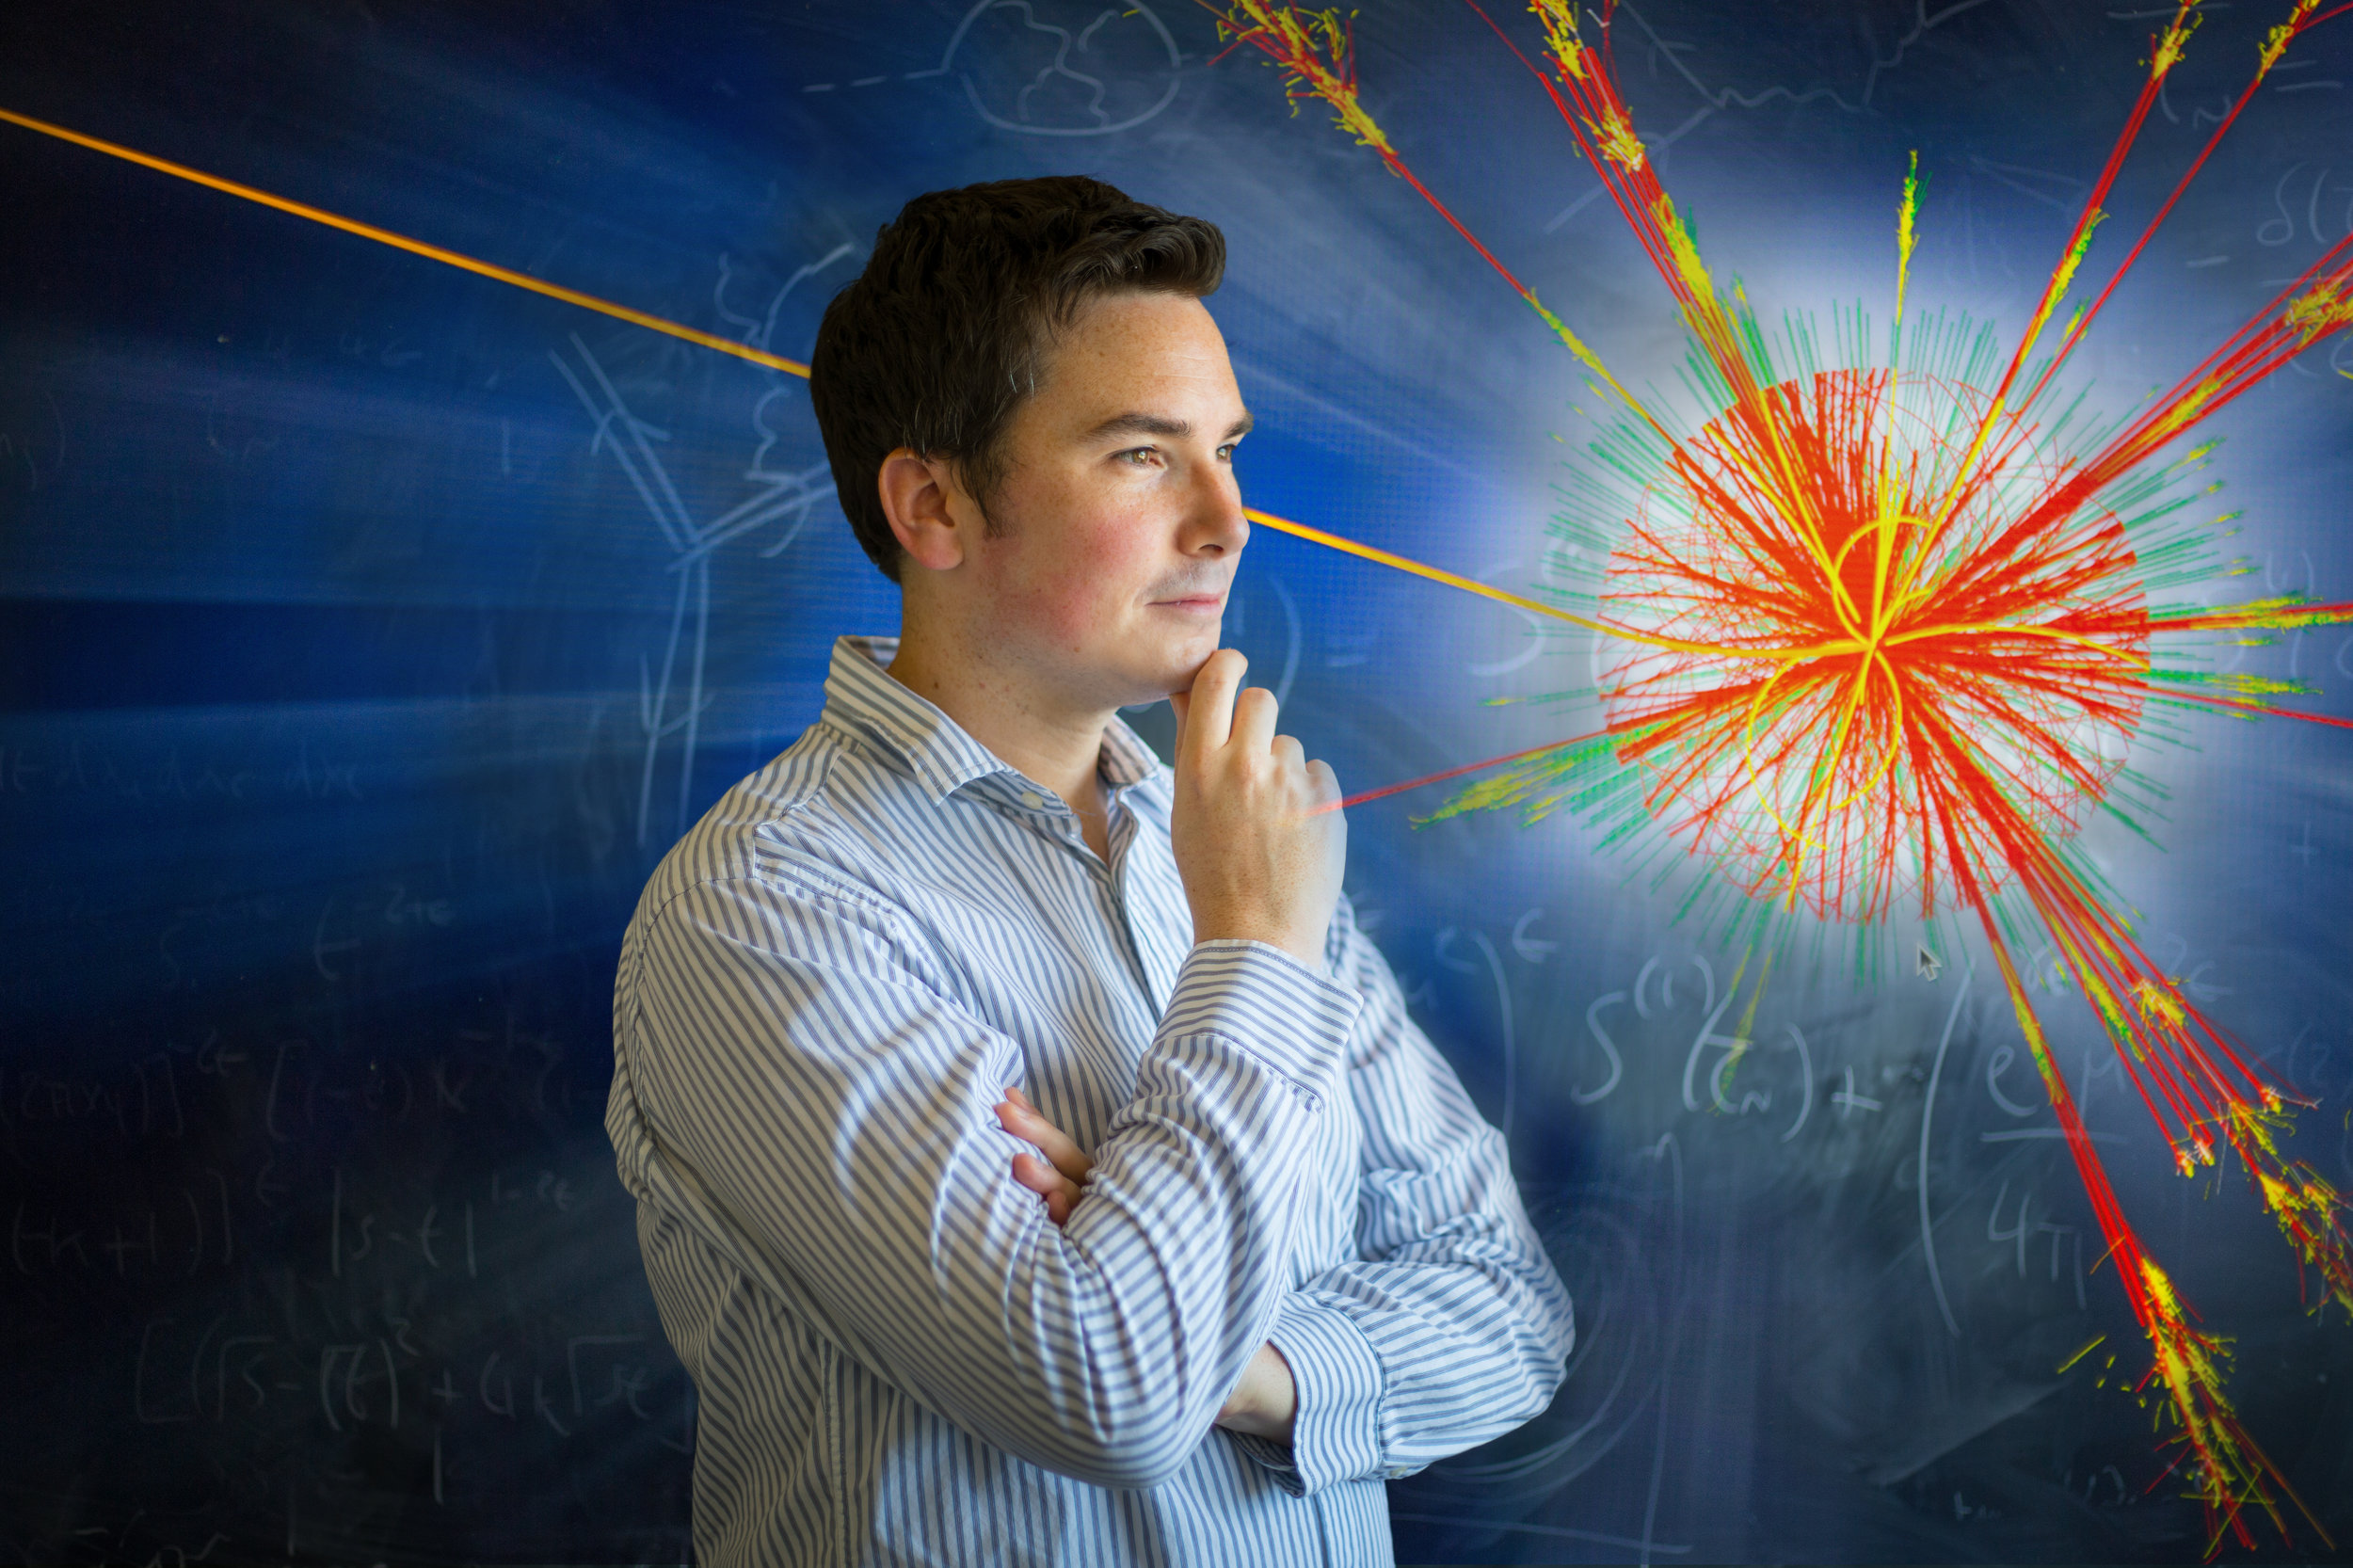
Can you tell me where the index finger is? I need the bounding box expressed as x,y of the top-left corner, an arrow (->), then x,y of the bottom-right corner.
1180,648 -> 1246,764
1002,1086 -> 1095,1182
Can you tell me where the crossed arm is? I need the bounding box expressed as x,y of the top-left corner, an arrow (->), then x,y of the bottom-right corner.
990,899 -> 1577,1492
627,877 -> 1571,1494
1000,1081 -> 1301,1442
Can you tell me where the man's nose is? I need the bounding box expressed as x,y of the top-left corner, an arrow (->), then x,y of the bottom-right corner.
1183,467 -> 1249,557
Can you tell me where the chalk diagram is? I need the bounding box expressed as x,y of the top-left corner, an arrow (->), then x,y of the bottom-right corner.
800,1 -> 1184,137
551,247 -> 853,847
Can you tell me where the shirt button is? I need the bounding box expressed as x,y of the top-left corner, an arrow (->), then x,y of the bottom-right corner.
1018,791 -> 1045,809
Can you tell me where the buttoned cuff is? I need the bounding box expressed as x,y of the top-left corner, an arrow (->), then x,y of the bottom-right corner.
1229,1293 -> 1388,1497
1162,940 -> 1363,1111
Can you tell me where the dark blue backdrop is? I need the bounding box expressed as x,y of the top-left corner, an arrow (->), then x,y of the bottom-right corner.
5,1 -> 2353,1561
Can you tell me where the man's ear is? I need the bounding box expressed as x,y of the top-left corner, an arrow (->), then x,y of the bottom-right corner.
878,448 -> 974,573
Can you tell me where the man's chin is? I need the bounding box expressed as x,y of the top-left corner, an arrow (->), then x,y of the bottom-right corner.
1157,646 -> 1225,701
1100,670 -> 1203,713
1127,674 -> 1196,709
1111,634 -> 1221,704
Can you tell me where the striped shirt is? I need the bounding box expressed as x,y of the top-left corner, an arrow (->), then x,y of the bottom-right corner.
605,635 -> 1573,1566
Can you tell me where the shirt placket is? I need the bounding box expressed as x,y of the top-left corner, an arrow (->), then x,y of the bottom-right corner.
1009,779 -> 1160,1013
1100,788 -> 1174,1016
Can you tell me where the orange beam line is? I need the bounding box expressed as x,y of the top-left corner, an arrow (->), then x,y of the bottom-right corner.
3,104 -> 1602,646
0,104 -> 811,378
1242,507 -> 1598,632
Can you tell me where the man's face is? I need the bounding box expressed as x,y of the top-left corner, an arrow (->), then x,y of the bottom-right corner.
960,291 -> 1250,710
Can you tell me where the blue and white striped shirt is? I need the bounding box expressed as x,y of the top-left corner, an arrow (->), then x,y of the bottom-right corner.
605,635 -> 1572,1566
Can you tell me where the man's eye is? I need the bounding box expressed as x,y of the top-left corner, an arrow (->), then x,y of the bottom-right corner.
1216,442 -> 1239,461
1120,448 -> 1160,468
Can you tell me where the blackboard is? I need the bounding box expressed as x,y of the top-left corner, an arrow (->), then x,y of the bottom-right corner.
5,0 -> 2352,1561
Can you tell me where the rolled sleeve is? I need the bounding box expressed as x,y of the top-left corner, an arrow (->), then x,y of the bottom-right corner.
1168,939 -> 1366,1110
1246,896 -> 1575,1486
1231,1292 -> 1390,1496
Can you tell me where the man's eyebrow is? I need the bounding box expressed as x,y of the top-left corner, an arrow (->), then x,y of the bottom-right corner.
1082,410 -> 1255,443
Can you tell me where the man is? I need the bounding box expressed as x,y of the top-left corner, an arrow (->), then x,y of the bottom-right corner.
604,176 -> 1572,1566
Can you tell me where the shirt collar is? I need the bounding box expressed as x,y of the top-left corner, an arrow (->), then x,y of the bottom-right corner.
821,635 -> 1162,807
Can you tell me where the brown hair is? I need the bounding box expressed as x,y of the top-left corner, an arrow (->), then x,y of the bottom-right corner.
808,176 -> 1226,581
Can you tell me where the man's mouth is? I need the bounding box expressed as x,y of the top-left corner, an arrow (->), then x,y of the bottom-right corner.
1147,582 -> 1230,611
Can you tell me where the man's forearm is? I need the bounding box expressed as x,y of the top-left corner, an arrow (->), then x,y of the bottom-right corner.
1214,1340 -> 1297,1442
1005,1089 -> 1301,1447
